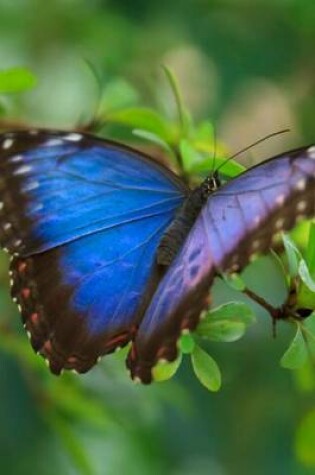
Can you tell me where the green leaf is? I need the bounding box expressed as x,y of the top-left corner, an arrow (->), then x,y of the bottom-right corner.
107,107 -> 171,141
194,121 -> 215,142
132,128 -> 175,160
100,78 -> 139,111
280,324 -> 308,369
152,353 -> 182,382
295,408 -> 315,467
210,155 -> 245,178
297,223 -> 315,308
283,233 -> 300,277
0,67 -> 37,93
222,272 -> 246,291
201,302 -> 256,325
197,302 -> 255,342
303,312 -> 315,335
301,313 -> 315,357
190,155 -> 245,178
293,360 -> 315,393
298,259 -> 315,292
270,249 -> 288,286
198,320 -> 246,342
305,222 -> 315,270
179,333 -> 195,353
191,345 -> 221,391
179,139 -> 206,173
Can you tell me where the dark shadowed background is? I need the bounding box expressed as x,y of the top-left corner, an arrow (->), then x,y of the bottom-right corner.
0,1 -> 315,474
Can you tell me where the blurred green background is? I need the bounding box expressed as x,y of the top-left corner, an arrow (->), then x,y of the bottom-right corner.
1,1 -> 315,474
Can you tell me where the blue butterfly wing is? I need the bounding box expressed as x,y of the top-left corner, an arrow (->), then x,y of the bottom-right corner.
0,131 -> 184,255
0,130 -> 187,373
128,146 -> 315,383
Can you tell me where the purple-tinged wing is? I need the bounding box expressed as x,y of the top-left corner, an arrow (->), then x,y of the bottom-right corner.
127,146 -> 315,383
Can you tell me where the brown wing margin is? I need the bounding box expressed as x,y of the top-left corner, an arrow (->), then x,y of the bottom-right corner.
10,250 -> 137,374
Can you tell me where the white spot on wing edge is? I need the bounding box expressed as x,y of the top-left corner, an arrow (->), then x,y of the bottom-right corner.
13,165 -> 32,176
44,138 -> 64,147
32,203 -> 44,212
297,200 -> 307,212
10,155 -> 23,163
64,133 -> 82,142
275,194 -> 285,205
22,181 -> 39,192
2,138 -> 13,150
251,239 -> 261,250
308,146 -> 315,160
275,217 -> 286,230
295,178 -> 306,191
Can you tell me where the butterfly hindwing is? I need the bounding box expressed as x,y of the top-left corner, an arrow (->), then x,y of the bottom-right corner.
0,130 -> 187,373
128,146 -> 315,383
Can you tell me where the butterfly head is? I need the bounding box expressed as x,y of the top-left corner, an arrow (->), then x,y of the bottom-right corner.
200,170 -> 221,200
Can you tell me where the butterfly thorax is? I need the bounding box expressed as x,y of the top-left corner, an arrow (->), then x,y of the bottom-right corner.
157,173 -> 220,266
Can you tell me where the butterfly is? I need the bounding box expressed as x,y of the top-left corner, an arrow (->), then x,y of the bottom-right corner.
0,129 -> 314,383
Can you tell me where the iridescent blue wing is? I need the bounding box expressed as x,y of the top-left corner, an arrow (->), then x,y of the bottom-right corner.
0,130 -> 187,373
128,146 -> 315,383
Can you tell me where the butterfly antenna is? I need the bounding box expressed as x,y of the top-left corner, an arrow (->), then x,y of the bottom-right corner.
215,129 -> 290,175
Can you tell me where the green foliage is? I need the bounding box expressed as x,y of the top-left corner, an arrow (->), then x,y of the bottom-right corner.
297,223 -> 315,308
152,354 -> 182,382
197,302 -> 256,343
107,107 -> 171,141
0,67 -> 37,94
280,314 -> 315,370
191,344 -> 221,392
221,272 -> 246,292
283,231 -> 315,306
295,408 -> 315,467
178,332 -> 195,354
0,4 -> 315,471
280,324 -> 308,369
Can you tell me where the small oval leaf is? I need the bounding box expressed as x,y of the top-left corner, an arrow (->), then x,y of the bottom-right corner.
199,320 -> 246,342
283,234 -> 300,277
280,325 -> 307,369
298,259 -> 315,292
191,345 -> 221,392
200,301 -> 256,326
179,333 -> 195,354
222,272 -> 246,291
152,353 -> 182,382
